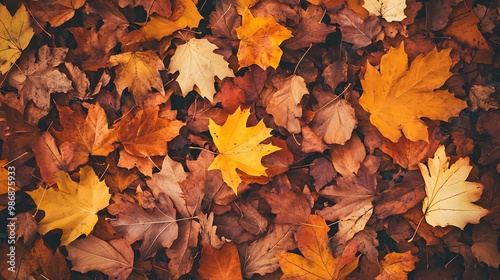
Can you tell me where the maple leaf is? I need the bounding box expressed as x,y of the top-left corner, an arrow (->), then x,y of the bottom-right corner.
67,235 -> 134,280
277,214 -> 360,279
29,0 -> 85,27
363,0 -> 407,22
198,242 -> 243,280
375,251 -> 418,280
108,50 -> 166,101
26,166 -> 111,246
7,46 -> 73,111
208,106 -> 281,194
0,3 -> 34,74
169,38 -> 234,102
359,41 -> 467,143
265,74 -> 309,134
236,8 -> 293,70
141,0 -> 202,40
419,145 -> 489,229
110,195 -> 179,259
52,103 -> 118,156
115,106 -> 184,157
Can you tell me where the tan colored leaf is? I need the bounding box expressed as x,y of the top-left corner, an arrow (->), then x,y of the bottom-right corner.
266,75 -> 309,134
67,235 -> 134,280
363,0 -> 406,22
469,85 -> 499,112
169,38 -> 234,102
419,145 -> 489,229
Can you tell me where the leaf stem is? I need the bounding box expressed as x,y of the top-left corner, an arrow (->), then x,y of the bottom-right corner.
407,215 -> 425,242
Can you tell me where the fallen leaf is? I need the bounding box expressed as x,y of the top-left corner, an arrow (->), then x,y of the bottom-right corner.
330,134 -> 365,179
141,0 -> 202,40
108,51 -> 166,102
26,166 -> 111,245
282,5 -> 336,50
52,103 -> 118,156
469,85 -> 499,112
0,4 -> 34,74
110,194 -> 179,259
242,223 -> 297,278
117,0 -> 171,18
236,8 -> 293,69
208,106 -> 281,194
363,0 -> 406,22
310,86 -> 357,145
29,0 -> 85,27
471,223 -> 500,268
198,242 -> 243,280
115,106 -> 184,157
8,46 -> 73,111
169,38 -> 234,102
419,145 -> 489,229
67,235 -> 134,280
277,214 -> 359,279
375,251 -> 418,280
309,157 -> 336,191
307,0 -> 344,9
425,0 -> 453,31
265,74 -> 309,134
359,42 -> 467,142
336,8 -> 382,49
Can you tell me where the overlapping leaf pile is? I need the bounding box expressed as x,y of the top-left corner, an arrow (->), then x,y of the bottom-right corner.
0,0 -> 499,279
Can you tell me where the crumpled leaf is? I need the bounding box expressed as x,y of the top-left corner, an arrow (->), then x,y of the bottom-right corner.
277,215 -> 359,279
363,0 -> 407,22
8,46 -> 73,111
469,85 -> 499,112
375,251 -> 418,280
208,106 -> 281,194
0,4 -> 34,74
198,242 -> 243,280
419,145 -> 489,229
265,74 -> 309,134
107,51 -> 166,101
26,166 -> 111,246
359,41 -> 467,143
67,235 -> 134,280
169,38 -> 234,102
236,8 -> 293,69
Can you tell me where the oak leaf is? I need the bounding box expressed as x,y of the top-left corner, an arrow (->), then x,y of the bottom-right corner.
277,215 -> 359,279
198,242 -> 243,280
419,145 -> 489,229
169,38 -> 234,102
115,106 -> 184,157
236,9 -> 293,70
375,251 -> 418,280
29,0 -> 85,27
0,4 -> 34,74
26,166 -> 111,246
110,195 -> 179,259
108,51 -> 166,101
363,0 -> 406,22
141,0 -> 202,40
52,103 -> 118,156
359,42 -> 467,142
67,235 -> 134,280
208,106 -> 281,194
265,74 -> 309,134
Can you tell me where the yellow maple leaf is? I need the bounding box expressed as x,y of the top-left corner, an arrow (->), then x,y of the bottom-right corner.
141,0 -> 202,40
27,166 -> 111,246
208,106 -> 281,194
169,38 -> 234,102
419,145 -> 489,230
277,214 -> 359,279
0,3 -> 34,74
108,50 -> 165,100
235,9 -> 293,70
359,42 -> 467,143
